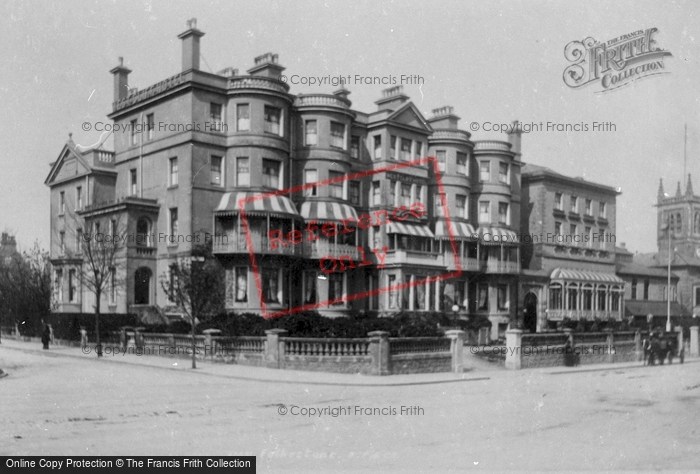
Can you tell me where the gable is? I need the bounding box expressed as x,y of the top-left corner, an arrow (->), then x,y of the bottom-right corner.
387,103 -> 432,132
45,144 -> 92,186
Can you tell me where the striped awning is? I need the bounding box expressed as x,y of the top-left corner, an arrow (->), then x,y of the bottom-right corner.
215,192 -> 298,217
477,226 -> 519,244
387,222 -> 434,238
550,268 -> 624,284
299,201 -> 358,222
434,220 -> 476,240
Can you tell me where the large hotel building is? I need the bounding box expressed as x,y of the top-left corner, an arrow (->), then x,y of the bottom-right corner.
49,20 -> 684,339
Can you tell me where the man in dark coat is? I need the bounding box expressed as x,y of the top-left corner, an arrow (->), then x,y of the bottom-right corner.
41,325 -> 51,350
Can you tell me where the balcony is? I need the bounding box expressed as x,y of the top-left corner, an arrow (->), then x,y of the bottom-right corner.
294,94 -> 351,109
485,259 -> 520,274
546,309 -> 621,321
442,253 -> 482,272
228,76 -> 289,94
385,250 -> 443,267
212,233 -> 301,257
473,140 -> 513,152
303,241 -> 361,261
429,129 -> 471,142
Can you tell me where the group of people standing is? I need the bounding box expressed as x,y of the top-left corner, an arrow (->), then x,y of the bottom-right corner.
643,332 -> 684,366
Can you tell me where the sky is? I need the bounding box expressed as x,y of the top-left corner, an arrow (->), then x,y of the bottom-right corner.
1,0 -> 699,254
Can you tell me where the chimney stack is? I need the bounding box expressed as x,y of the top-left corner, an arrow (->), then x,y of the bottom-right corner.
507,120 -> 522,162
375,86 -> 409,111
178,18 -> 205,71
427,106 -> 460,129
247,53 -> 285,79
109,56 -> 132,102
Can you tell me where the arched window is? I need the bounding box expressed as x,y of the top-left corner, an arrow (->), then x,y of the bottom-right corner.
136,218 -> 150,246
134,267 -> 152,305
695,212 -> 700,234
675,212 -> 683,234
582,284 -> 593,311
567,283 -> 578,310
668,213 -> 675,232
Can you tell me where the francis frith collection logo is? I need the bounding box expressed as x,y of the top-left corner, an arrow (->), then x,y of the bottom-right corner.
563,28 -> 672,93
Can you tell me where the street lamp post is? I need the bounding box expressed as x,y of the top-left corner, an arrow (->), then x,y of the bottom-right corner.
190,256 -> 205,370
667,218 -> 672,333
452,304 -> 460,328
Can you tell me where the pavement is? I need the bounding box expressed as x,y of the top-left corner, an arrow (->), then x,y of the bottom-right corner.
3,337 -> 700,472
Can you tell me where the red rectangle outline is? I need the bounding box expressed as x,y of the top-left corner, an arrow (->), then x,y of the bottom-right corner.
239,156 -> 463,319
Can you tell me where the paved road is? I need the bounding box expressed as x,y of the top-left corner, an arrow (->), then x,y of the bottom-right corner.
1,341 -> 699,473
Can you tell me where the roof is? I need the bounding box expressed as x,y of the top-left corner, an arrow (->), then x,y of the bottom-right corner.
633,251 -> 700,268
625,300 -> 686,317
521,163 -> 619,195
550,268 -> 625,284
616,261 -> 678,279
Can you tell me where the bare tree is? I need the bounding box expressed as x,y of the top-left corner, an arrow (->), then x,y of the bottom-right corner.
160,243 -> 225,368
72,214 -> 127,357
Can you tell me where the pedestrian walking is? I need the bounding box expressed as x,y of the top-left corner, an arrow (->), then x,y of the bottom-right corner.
41,325 -> 51,350
649,334 -> 660,366
642,334 -> 651,366
658,336 -> 668,365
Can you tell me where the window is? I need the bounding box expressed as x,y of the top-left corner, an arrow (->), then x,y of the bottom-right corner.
235,267 -> 247,303
211,156 -> 223,186
76,186 -> 82,210
695,287 -> 700,306
549,284 -> 562,310
400,183 -> 411,207
571,196 -> 578,213
390,136 -> 397,160
599,228 -> 606,249
109,267 -> 116,304
372,182 -> 381,206
373,135 -> 382,160
264,106 -> 281,135
436,150 -> 446,172
169,157 -> 178,186
570,224 -> 577,242
388,274 -> 399,309
585,199 -> 592,215
499,162 -> 509,184
330,121 -> 345,148
478,201 -> 490,223
130,169 -> 137,196
582,286 -> 593,310
389,180 -> 396,206
567,286 -> 578,310
414,141 -> 422,160
456,152 -> 468,175
695,212 -> 700,234
349,181 -> 361,206
110,219 -> 117,237
585,226 -> 592,247
597,288 -> 606,310
477,284 -> 489,311
554,193 -> 563,210
75,229 -> 82,253
136,218 -> 150,246
480,161 -> 490,182
400,138 -> 411,161
496,202 -> 509,225
329,171 -> 344,198
599,201 -> 606,218
68,269 -> 76,303
59,191 -> 65,215
303,271 -> 318,304
554,222 -> 562,236
236,157 -> 250,186
130,119 -> 138,145
644,279 -> 649,300
304,169 -> 318,197
329,273 -> 345,304
675,212 -> 682,234
262,268 -> 281,304
60,231 -> 65,254
262,159 -> 280,189
210,103 -> 222,123
497,285 -> 509,311
55,269 -> 63,303
237,104 -> 250,131
456,195 -> 467,219
146,113 -> 154,140
350,135 -> 360,159
631,278 -> 637,300
305,120 -> 317,146
169,208 -> 178,239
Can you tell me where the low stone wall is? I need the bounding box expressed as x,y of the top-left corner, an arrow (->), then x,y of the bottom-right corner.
390,353 -> 452,374
505,328 -> 695,370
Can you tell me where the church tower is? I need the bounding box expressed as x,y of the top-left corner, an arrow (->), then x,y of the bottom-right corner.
657,174 -> 700,261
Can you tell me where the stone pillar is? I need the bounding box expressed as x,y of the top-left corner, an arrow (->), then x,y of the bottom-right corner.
690,326 -> 699,357
202,329 -> 221,360
80,328 -> 88,348
368,331 -> 390,376
134,327 -> 145,348
446,330 -> 465,373
505,329 -> 523,370
264,329 -> 288,369
675,326 -> 683,359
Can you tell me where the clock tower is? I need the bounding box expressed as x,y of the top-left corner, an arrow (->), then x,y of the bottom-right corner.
656,174 -> 700,261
